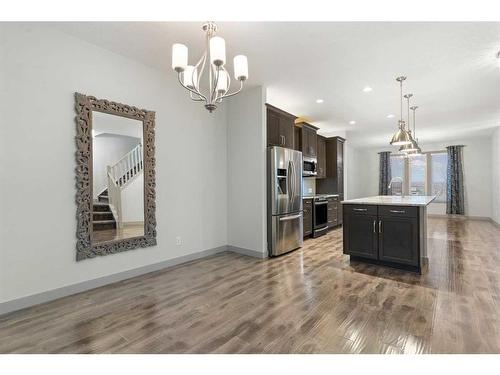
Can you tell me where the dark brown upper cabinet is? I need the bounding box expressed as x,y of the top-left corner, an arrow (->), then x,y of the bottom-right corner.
266,104 -> 295,149
317,135 -> 326,178
299,123 -> 318,158
316,136 -> 345,200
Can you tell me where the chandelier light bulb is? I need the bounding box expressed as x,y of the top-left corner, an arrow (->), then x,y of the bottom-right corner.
210,36 -> 226,66
233,55 -> 248,81
172,43 -> 188,72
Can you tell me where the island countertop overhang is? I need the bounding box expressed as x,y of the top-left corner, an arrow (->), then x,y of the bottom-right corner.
342,195 -> 436,207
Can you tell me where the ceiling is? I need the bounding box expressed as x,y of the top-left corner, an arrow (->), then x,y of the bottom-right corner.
53,22 -> 500,147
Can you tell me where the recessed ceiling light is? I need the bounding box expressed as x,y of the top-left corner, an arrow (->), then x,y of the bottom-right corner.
387,114 -> 395,118
362,86 -> 373,92
316,99 -> 324,103
349,121 -> 356,125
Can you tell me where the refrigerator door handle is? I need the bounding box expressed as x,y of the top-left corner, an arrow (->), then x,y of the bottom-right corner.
291,159 -> 296,200
279,213 -> 302,221
287,160 -> 293,201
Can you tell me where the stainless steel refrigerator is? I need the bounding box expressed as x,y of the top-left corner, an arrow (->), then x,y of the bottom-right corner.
267,146 -> 303,256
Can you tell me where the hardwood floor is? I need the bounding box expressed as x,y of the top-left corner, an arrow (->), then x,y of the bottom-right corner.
93,223 -> 144,244
1,217 -> 499,353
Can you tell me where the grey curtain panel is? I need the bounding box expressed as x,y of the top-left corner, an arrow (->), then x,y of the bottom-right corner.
379,151 -> 392,195
446,145 -> 465,215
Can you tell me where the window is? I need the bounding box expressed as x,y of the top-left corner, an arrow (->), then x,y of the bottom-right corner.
390,155 -> 405,195
388,151 -> 448,202
409,154 -> 427,196
430,152 -> 447,203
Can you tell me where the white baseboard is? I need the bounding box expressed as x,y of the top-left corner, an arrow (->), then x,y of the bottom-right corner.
427,214 -> 492,221
0,244 -> 263,316
227,245 -> 268,259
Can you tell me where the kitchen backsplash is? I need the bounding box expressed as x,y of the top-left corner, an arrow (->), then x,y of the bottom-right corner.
302,178 -> 316,196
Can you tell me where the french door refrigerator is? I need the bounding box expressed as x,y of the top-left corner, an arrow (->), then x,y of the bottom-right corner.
267,146 -> 303,256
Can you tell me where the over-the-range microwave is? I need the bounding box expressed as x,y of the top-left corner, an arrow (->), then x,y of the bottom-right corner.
303,156 -> 317,176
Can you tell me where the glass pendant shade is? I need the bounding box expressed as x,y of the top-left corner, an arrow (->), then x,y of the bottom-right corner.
210,36 -> 226,66
233,55 -> 248,81
390,121 -> 412,145
172,43 -> 188,72
216,70 -> 228,93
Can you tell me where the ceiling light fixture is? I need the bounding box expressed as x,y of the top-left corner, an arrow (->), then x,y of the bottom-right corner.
362,86 -> 373,92
349,120 -> 356,125
390,76 -> 412,146
387,114 -> 395,118
171,22 -> 248,113
316,99 -> 324,104
408,106 -> 422,156
399,94 -> 420,154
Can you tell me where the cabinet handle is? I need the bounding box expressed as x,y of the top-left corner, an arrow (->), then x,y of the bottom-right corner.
373,220 -> 376,233
353,208 -> 367,212
378,220 -> 382,233
389,210 -> 405,214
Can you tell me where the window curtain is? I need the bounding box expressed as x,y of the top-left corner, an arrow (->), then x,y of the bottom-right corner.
378,151 -> 392,195
446,145 -> 465,215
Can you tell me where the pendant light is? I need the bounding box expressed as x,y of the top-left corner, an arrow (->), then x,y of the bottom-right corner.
408,106 -> 422,156
390,76 -> 412,146
399,93 -> 419,154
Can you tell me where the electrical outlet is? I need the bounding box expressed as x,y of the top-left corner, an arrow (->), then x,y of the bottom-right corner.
175,236 -> 182,246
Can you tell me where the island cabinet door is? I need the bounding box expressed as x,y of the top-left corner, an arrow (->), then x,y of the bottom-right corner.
377,216 -> 419,266
343,213 -> 378,259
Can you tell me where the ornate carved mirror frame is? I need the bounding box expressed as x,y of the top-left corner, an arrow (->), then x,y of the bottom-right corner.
74,93 -> 157,261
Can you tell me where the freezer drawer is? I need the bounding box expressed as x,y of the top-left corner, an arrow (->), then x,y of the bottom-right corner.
269,212 -> 303,256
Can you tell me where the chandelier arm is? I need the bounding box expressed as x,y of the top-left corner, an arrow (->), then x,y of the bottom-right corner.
189,91 -> 205,102
194,51 -> 206,92
177,73 -> 208,102
223,65 -> 231,97
210,66 -> 221,104
217,79 -> 244,100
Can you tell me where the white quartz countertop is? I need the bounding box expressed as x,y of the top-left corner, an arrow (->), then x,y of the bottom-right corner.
342,195 -> 436,207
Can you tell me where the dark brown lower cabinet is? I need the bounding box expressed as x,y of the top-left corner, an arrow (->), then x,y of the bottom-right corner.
343,211 -> 378,259
327,196 -> 340,228
303,198 -> 313,237
343,204 -> 420,271
378,209 -> 419,266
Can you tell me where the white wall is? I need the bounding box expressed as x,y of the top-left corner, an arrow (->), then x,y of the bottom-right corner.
344,143 -> 364,200
0,24 -> 228,304
347,137 -> 493,218
492,127 -> 500,225
226,86 -> 267,255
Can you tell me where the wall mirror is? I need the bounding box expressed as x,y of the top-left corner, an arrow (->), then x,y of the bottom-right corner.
75,93 -> 156,261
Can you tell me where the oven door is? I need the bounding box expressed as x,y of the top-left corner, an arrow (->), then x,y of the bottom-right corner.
314,201 -> 328,229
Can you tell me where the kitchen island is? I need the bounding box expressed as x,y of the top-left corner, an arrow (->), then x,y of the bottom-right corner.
342,195 -> 436,273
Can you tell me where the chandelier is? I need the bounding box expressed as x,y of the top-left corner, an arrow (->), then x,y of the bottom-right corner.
171,22 -> 248,112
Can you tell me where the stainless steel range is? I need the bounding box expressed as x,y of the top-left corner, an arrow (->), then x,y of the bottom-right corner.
313,196 -> 329,237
